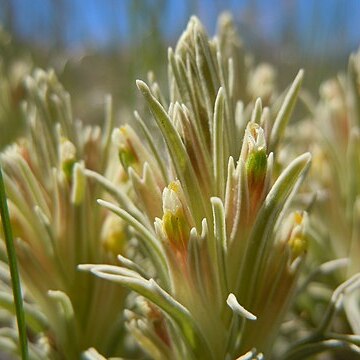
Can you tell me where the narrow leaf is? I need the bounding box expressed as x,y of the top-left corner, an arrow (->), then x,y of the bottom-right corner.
270,70 -> 304,150
0,164 -> 28,359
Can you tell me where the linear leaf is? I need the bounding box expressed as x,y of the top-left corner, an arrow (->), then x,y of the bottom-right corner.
270,70 -> 304,150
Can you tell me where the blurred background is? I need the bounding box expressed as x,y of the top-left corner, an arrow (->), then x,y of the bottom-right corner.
0,0 -> 359,135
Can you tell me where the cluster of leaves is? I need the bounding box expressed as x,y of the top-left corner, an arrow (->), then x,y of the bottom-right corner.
0,13 -> 359,360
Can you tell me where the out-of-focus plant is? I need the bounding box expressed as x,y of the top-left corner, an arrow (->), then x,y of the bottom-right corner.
0,27 -> 32,150
0,69 -> 131,359
82,15 -> 360,359
297,49 -> 360,337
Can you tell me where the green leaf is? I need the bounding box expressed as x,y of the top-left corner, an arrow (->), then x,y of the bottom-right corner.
213,88 -> 225,198
0,164 -> 29,359
211,197 -> 229,297
270,70 -> 304,150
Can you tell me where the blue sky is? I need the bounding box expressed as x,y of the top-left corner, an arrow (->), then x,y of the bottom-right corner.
2,0 -> 359,55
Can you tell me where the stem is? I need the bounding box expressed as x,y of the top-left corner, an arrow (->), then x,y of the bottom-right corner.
0,163 -> 29,359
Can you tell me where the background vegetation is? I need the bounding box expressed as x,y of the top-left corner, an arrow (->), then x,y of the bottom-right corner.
1,0 -> 359,126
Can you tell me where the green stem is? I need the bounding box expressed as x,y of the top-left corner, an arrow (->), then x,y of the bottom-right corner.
0,163 -> 29,359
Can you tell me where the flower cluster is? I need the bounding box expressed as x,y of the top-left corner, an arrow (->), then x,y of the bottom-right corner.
82,15 -> 317,359
301,49 -> 360,336
1,13 -> 360,360
0,70 -> 129,359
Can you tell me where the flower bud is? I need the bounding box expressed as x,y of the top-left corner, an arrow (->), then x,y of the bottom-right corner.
242,122 -> 266,163
160,181 -> 191,253
246,147 -> 267,186
60,137 -> 76,180
112,126 -> 139,172
101,214 -> 127,256
287,211 -> 308,262
242,123 -> 268,215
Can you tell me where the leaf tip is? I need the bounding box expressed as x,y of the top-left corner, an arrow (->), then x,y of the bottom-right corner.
227,293 -> 257,321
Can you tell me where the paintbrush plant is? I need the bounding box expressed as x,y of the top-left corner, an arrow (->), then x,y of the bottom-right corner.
0,69 -> 130,359
299,49 -> 360,337
80,15 -> 348,359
